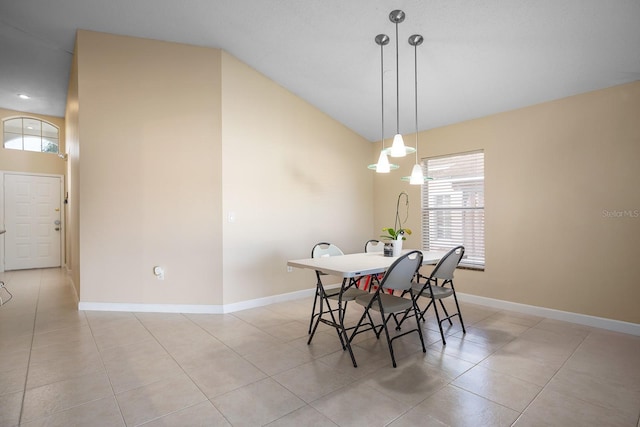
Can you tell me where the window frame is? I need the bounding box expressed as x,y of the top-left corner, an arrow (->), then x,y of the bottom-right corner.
3,116 -> 60,154
421,150 -> 485,269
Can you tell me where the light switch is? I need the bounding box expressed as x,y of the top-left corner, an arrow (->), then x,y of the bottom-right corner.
228,212 -> 236,223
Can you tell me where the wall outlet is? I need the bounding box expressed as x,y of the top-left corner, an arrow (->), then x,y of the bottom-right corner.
153,266 -> 165,280
287,266 -> 293,273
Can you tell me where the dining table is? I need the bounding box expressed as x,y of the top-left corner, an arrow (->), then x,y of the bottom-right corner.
287,249 -> 446,367
287,249 -> 446,278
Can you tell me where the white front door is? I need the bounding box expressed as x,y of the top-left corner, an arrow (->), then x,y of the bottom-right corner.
4,174 -> 62,270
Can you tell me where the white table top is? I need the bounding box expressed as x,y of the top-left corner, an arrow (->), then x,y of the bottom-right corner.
287,250 -> 446,278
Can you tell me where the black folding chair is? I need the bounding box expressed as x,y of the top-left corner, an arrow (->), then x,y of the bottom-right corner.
307,242 -> 369,367
398,245 -> 466,345
349,250 -> 426,367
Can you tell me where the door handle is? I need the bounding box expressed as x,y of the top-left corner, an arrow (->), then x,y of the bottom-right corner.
54,220 -> 61,225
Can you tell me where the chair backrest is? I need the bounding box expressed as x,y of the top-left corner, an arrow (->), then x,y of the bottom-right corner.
311,242 -> 344,258
364,239 -> 384,253
380,250 -> 423,291
312,242 -> 344,279
430,246 -> 465,281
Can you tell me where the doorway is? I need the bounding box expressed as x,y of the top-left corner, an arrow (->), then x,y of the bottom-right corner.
3,173 -> 63,270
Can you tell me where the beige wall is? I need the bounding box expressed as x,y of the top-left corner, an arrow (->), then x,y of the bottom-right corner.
75,30 -> 223,305
72,31 -> 372,307
374,81 -> 640,324
0,108 -> 66,176
65,29 -> 639,323
220,52 -> 373,304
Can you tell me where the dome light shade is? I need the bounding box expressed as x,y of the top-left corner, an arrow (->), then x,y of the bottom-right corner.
368,149 -> 400,172
389,134 -> 416,157
401,165 -> 433,183
409,164 -> 424,184
391,134 -> 404,156
376,150 -> 391,173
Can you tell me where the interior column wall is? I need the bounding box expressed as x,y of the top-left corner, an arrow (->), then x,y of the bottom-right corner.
75,30 -> 223,305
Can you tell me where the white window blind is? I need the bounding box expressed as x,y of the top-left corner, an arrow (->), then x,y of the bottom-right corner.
422,150 -> 485,268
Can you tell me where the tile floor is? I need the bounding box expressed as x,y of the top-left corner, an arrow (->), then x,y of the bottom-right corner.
1,268 -> 639,426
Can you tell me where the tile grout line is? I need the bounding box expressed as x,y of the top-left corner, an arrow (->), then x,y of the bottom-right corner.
25,272 -> 124,425
133,312 -> 242,425
200,311 -> 365,423
84,309 -> 128,426
450,320 -> 537,426
202,311 -> 305,423
423,314 -> 545,426
191,312 -> 310,421
17,270 -> 43,426
487,317 -> 547,427
539,328 -> 637,416
511,325 -> 593,425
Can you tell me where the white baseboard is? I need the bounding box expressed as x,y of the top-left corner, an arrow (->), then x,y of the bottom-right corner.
457,293 -> 640,336
221,287 -> 317,313
78,287 -> 639,336
78,287 -> 317,315
78,301 -> 225,314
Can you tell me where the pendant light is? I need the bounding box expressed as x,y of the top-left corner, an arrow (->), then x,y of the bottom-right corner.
402,33 -> 433,184
387,10 -> 415,158
368,34 -> 399,172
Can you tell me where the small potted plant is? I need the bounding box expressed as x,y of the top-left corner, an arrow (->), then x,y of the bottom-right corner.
380,227 -> 412,241
381,192 -> 411,257
380,227 -> 411,257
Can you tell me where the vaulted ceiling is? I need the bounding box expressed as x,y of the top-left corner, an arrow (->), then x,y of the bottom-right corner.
1,0 -> 639,142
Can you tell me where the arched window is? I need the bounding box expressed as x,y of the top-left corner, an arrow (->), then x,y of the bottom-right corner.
3,117 -> 59,154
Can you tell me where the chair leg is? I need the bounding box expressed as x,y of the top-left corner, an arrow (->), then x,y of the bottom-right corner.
337,300 -> 358,367
368,274 -> 385,293
367,311 -> 382,339
349,299 -> 382,343
348,308 -> 369,342
395,293 -> 432,331
451,289 -> 466,333
418,299 -> 434,322
308,287 -> 320,334
307,289 -> 326,344
431,297 -> 447,345
377,304 -> 399,368
411,297 -> 427,354
308,292 -> 345,349
384,304 -> 428,368
395,310 -> 408,331
439,299 -> 453,326
349,304 -> 375,341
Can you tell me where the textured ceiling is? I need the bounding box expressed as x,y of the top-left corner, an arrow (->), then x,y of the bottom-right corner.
1,0 -> 639,142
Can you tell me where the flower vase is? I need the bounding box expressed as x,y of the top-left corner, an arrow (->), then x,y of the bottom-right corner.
393,238 -> 403,257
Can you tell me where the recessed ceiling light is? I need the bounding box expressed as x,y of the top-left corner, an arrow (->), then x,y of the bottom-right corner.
18,94 -> 30,99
